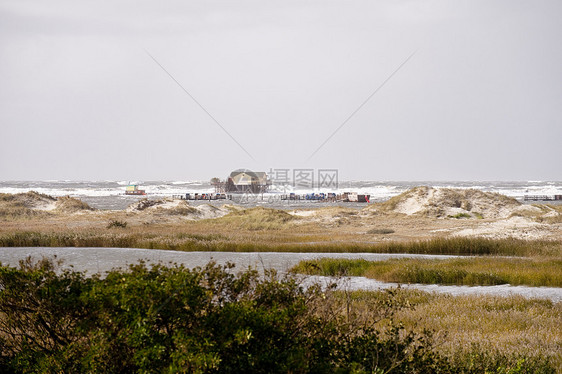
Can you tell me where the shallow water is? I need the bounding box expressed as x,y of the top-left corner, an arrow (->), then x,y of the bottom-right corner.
0,247 -> 456,274
1,247 -> 560,302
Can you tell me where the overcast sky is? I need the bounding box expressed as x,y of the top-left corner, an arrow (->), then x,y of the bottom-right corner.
1,0 -> 561,181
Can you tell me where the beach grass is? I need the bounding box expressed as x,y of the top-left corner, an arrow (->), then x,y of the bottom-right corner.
290,257 -> 562,287
0,193 -> 51,219
210,206 -> 296,230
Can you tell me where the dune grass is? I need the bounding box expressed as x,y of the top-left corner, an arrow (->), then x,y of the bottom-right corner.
0,192 -> 51,219
55,196 -> 94,212
291,257 -> 562,287
0,192 -> 92,219
211,207 -> 296,230
0,206 -> 51,220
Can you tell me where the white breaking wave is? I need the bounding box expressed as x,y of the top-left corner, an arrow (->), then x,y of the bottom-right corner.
0,181 -> 561,201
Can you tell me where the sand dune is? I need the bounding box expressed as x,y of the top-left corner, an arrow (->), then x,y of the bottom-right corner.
1,188 -> 561,241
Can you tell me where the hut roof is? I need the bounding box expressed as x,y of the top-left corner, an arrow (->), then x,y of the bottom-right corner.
230,172 -> 254,186
229,169 -> 269,186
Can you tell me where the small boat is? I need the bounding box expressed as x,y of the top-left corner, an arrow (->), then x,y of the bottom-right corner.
125,184 -> 146,196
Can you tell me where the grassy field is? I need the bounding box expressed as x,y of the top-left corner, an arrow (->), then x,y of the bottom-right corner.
291,257 -> 562,287
337,288 -> 562,372
1,227 -> 562,258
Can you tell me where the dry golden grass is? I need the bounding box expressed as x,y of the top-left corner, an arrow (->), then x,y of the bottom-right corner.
55,196 -> 94,213
384,290 -> 562,372
1,193 -> 561,256
315,287 -> 562,372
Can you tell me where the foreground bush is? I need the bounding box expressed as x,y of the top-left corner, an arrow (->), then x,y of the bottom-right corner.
0,259 -> 555,373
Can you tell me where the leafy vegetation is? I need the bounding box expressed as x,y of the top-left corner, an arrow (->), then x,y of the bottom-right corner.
291,257 -> 562,287
0,258 -> 556,373
449,213 -> 472,219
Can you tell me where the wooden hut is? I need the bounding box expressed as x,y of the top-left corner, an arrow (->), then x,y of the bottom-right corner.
226,169 -> 270,194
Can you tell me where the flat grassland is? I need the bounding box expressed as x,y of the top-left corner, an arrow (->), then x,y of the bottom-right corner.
340,289 -> 562,372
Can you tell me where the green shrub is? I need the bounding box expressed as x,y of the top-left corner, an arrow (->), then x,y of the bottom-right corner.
2,258 -> 551,373
449,213 -> 472,219
107,219 -> 127,229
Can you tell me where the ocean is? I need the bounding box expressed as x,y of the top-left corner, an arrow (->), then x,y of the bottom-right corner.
0,180 -> 561,210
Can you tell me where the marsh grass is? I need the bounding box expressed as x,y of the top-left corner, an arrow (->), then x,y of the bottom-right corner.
342,289 -> 561,372
291,257 -> 562,287
1,230 -> 561,258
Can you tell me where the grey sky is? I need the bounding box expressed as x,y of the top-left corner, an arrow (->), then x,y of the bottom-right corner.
1,0 -> 561,181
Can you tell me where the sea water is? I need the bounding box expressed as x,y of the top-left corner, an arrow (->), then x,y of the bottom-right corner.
0,180 -> 561,210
